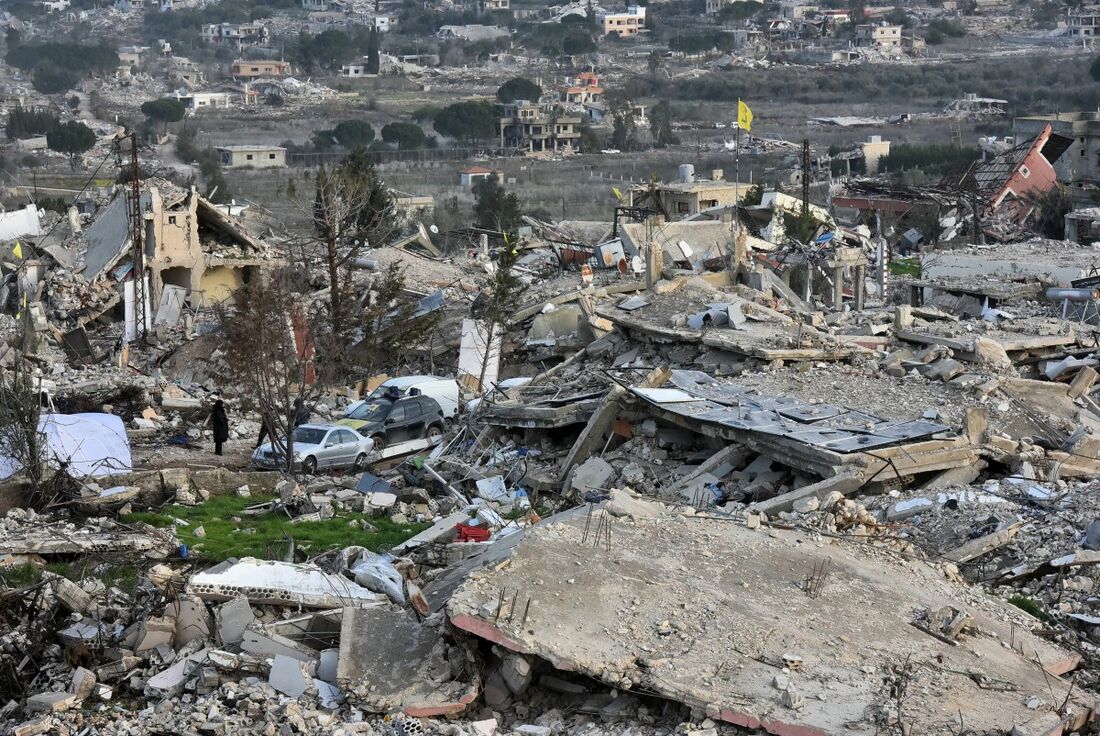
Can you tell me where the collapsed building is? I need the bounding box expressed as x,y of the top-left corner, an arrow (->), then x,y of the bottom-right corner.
8,125 -> 1100,736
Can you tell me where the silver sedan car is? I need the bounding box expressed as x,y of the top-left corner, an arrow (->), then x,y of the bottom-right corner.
252,424 -> 376,474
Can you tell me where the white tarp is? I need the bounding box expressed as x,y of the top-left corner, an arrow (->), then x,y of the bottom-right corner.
0,413 -> 132,480
0,204 -> 41,242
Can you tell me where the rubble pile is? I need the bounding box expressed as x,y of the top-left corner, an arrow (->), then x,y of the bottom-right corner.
11,125 -> 1100,735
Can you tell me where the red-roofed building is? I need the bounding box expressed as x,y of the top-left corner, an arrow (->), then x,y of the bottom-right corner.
459,165 -> 497,187
561,72 -> 604,105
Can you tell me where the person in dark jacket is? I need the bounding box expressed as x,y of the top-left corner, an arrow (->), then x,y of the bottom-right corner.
293,398 -> 311,428
255,400 -> 310,449
211,399 -> 229,456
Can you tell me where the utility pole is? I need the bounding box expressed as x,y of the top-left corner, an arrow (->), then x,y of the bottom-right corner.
124,132 -> 147,343
801,138 -> 810,216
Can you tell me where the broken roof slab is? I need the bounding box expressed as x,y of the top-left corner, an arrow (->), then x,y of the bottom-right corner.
81,193 -> 150,280
0,527 -> 174,557
187,558 -> 386,609
449,505 -> 1093,736
638,370 -> 950,454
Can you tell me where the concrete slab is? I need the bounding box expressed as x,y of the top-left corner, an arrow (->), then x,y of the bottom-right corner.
240,627 -> 319,663
214,597 -> 254,645
392,511 -> 471,554
317,647 -> 339,682
166,595 -> 211,646
570,456 -> 615,494
24,692 -> 78,715
449,498 -> 1093,736
145,648 -> 210,697
337,605 -> 479,716
188,558 -> 386,609
269,653 -> 315,698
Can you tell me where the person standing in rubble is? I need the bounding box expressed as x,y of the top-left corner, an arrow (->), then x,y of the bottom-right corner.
210,399 -> 229,457
255,399 -> 311,449
293,397 -> 311,427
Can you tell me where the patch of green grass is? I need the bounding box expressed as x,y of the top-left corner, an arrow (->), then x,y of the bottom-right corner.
1007,595 -> 1050,623
124,494 -> 430,562
0,563 -> 43,588
44,562 -> 72,579
889,258 -> 920,278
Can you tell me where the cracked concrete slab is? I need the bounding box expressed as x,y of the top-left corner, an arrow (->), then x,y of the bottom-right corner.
448,497 -> 1093,736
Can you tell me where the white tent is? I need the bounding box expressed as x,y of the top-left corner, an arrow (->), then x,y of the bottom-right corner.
0,413 -> 132,480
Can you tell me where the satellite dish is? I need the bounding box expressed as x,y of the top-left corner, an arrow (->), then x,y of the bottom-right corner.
429,224 -> 439,234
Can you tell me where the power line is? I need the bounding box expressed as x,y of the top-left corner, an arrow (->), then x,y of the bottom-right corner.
30,145 -> 118,248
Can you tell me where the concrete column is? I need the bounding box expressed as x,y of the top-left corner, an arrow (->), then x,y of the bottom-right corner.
833,266 -> 844,310
854,265 -> 865,311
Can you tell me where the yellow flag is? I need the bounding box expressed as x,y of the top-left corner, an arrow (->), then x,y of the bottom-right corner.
12,242 -> 22,259
611,186 -> 623,201
737,99 -> 753,132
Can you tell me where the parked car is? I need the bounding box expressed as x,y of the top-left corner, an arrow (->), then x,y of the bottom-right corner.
345,376 -> 460,420
336,394 -> 446,451
252,423 -> 375,474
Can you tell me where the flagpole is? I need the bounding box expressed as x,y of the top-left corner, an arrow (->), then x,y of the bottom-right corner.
734,100 -> 741,208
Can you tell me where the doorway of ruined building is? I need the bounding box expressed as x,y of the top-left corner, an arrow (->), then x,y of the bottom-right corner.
159,266 -> 192,305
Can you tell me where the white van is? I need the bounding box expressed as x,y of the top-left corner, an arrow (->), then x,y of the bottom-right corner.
348,375 -> 461,420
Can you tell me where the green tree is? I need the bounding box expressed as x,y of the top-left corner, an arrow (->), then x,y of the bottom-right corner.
1089,54 -> 1100,82
349,263 -> 442,382
742,182 -> 764,206
292,29 -> 358,71
302,149 -> 395,345
472,174 -> 522,235
433,100 -> 497,144
497,77 -> 541,103
332,119 -> 375,148
311,129 -> 336,150
650,99 -> 677,147
6,42 -> 118,75
578,120 -> 601,153
140,98 -> 186,134
647,50 -> 662,76
783,210 -> 823,243
381,121 -> 426,149
607,94 -> 639,151
718,1 -> 762,21
365,26 -> 380,75
1034,185 -> 1072,239
46,120 -> 95,163
563,30 -> 597,54
5,107 -> 59,139
32,62 -> 77,94
925,18 -> 966,43
884,6 -> 910,26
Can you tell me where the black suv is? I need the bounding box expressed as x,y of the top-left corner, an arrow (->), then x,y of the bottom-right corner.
337,394 -> 446,451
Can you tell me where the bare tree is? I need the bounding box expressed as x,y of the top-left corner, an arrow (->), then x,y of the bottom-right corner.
293,149 -> 396,348
469,243 -> 524,394
0,317 -> 72,508
0,347 -> 42,490
215,270 -> 315,474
